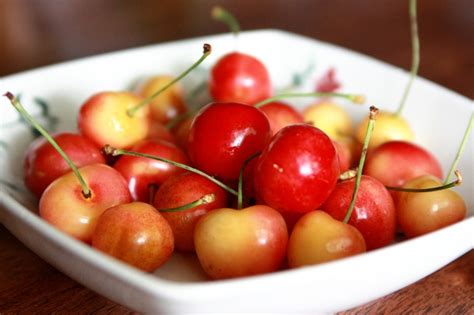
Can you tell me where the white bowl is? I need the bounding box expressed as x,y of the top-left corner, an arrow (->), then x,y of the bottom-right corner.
0,29 -> 472,314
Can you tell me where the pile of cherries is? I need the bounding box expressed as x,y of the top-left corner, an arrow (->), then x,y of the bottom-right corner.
5,3 -> 470,280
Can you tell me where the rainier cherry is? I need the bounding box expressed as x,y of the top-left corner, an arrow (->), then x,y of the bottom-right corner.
24,132 -> 105,198
92,202 -> 174,272
6,92 -> 131,242
194,204 -> 288,280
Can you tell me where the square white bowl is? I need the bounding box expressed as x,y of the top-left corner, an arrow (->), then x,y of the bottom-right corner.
0,29 -> 472,314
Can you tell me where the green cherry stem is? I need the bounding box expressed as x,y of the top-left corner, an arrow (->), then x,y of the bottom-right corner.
103,145 -> 239,197
254,92 -> 365,108
211,6 -> 240,36
237,152 -> 261,210
396,0 -> 419,116
127,43 -> 212,117
387,170 -> 462,192
444,112 -> 474,185
159,193 -> 216,213
343,106 -> 378,224
4,92 -> 92,199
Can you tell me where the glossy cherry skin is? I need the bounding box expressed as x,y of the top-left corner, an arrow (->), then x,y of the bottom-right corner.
365,140 -> 443,188
194,205 -> 288,280
24,132 -> 106,198
113,139 -> 189,202
188,102 -> 271,181
288,211 -> 366,267
92,202 -> 174,272
153,172 -> 228,252
259,101 -> 304,135
209,52 -> 272,105
254,124 -> 339,214
321,175 -> 396,250
78,91 -> 150,149
397,175 -> 466,238
39,164 -> 131,243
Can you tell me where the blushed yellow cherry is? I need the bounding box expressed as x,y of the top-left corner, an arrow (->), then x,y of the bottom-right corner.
303,101 -> 352,142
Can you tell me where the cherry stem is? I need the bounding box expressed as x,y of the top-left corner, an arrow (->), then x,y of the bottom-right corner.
4,92 -> 92,199
237,152 -> 261,210
158,193 -> 216,213
103,145 -> 239,197
212,6 -> 240,36
444,113 -> 474,185
396,0 -> 419,116
254,92 -> 365,108
343,106 -> 378,224
387,170 -> 462,192
127,43 -> 212,117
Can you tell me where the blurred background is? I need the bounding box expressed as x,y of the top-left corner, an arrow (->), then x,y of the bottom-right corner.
0,0 -> 473,98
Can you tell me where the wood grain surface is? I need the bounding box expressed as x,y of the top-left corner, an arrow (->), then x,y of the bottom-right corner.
1,0 -> 473,314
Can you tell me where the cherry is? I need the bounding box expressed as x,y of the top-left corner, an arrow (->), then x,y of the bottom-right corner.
135,75 -> 186,124
396,174 -> 466,238
24,132 -> 105,198
187,102 -> 271,181
364,140 -> 443,189
112,139 -> 189,202
209,7 -> 272,105
146,121 -> 177,144
254,123 -> 339,214
194,205 -> 288,279
153,172 -> 228,252
303,100 -> 353,142
287,211 -> 366,267
6,92 -> 132,242
92,202 -> 174,272
259,101 -> 304,135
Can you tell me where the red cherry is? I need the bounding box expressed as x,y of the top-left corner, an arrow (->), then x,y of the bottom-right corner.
259,101 -> 304,135
365,140 -> 443,188
153,172 -> 228,252
24,132 -> 105,198
209,52 -> 272,105
113,139 -> 189,202
188,102 -> 271,181
321,175 -> 396,250
254,124 -> 339,214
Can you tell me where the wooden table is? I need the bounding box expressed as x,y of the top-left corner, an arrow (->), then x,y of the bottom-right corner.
1,0 -> 473,313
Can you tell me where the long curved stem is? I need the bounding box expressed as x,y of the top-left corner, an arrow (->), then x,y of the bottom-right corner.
211,6 -> 240,36
444,113 -> 473,184
388,170 -> 462,192
396,0 -> 419,116
127,44 -> 212,117
254,92 -> 365,108
104,145 -> 239,197
343,106 -> 378,224
5,92 -> 91,198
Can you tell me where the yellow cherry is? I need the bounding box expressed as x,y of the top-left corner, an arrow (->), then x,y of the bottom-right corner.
355,111 -> 414,149
303,101 -> 352,142
136,75 -> 186,124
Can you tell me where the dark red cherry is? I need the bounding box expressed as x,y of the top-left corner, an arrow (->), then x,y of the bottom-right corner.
209,52 -> 272,105
188,102 -> 271,181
